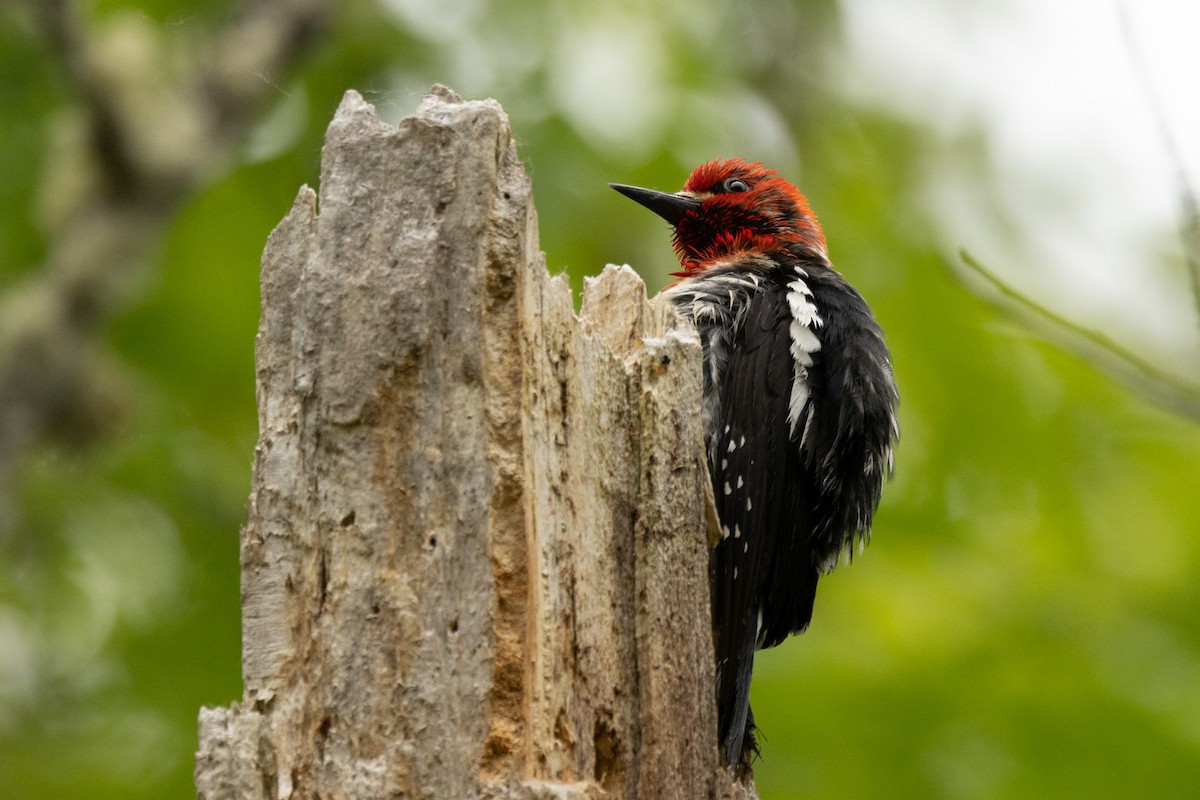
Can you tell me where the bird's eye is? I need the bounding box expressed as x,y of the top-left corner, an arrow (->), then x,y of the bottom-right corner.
722,178 -> 750,193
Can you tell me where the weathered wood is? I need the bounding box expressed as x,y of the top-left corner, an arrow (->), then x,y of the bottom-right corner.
195,86 -> 755,800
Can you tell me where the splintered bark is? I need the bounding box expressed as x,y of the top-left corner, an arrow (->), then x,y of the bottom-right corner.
194,86 -> 754,800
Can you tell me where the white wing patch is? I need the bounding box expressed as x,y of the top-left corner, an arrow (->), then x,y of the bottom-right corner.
785,270 -> 823,435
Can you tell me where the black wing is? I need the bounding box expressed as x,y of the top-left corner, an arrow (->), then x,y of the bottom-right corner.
710,283 -> 820,765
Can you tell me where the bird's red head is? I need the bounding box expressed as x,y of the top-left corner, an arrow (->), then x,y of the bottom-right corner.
611,159 -> 826,277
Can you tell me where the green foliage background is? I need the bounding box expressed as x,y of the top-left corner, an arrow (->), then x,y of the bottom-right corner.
2,1 -> 1199,798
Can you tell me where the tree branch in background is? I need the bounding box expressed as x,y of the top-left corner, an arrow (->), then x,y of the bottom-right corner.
954,6 -> 1200,426
0,0 -> 331,529
1117,0 -> 1200,337
958,250 -> 1200,422
1181,192 -> 1200,336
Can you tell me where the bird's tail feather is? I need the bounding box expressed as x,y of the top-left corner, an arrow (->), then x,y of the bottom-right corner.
718,612 -> 759,767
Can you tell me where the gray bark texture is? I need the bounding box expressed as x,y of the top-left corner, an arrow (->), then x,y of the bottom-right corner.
194,86 -> 755,800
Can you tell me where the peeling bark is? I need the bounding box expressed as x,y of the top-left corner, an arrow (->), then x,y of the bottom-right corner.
195,86 -> 755,800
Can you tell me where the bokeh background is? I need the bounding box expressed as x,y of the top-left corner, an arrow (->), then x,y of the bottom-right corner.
3,1 -> 1199,798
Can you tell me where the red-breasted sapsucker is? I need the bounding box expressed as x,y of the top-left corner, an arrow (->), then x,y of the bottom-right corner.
612,160 -> 899,769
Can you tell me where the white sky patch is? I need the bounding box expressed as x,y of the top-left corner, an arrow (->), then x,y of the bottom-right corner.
380,0 -> 486,42
840,0 -> 1200,369
549,15 -> 671,159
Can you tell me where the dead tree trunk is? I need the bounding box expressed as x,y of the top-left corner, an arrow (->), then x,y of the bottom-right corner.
194,86 -> 754,800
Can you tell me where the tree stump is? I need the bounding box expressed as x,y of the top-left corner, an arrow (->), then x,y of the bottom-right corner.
194,86 -> 754,800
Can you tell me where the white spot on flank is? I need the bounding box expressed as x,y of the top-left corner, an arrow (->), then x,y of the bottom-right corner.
734,567 -> 739,580
743,541 -> 748,553
734,524 -> 741,538
746,497 -> 752,511
721,525 -> 730,540
739,434 -> 746,447
736,475 -> 744,489
723,482 -> 732,496
724,423 -> 730,434
721,458 -> 728,470
727,439 -> 736,453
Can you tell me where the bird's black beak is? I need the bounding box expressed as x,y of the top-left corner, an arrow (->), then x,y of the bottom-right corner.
609,183 -> 701,226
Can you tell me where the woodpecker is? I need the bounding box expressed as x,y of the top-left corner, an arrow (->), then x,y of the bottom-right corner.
611,160 -> 899,769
